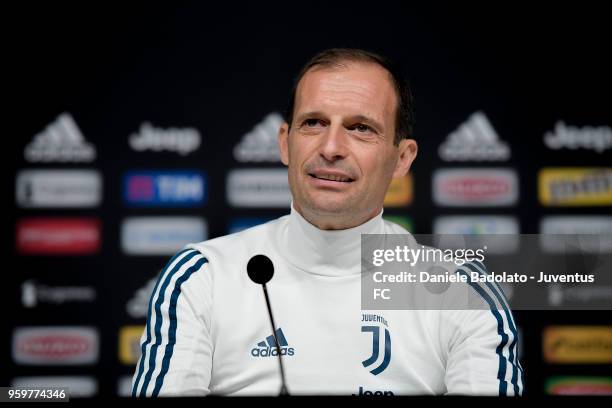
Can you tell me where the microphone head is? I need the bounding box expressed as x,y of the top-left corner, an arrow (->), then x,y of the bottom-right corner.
247,254 -> 274,285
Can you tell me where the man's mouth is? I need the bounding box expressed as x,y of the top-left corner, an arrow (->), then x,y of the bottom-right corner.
308,172 -> 355,183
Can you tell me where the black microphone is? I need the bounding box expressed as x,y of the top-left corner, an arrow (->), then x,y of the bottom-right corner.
247,254 -> 289,396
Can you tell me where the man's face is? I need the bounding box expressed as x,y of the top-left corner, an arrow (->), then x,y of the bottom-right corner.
278,61 -> 417,228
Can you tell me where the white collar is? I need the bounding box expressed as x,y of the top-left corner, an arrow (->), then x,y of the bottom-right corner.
280,201 -> 385,277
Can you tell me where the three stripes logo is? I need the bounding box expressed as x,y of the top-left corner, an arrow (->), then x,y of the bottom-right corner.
251,328 -> 295,357
233,112 -> 283,163
438,111 -> 510,161
361,315 -> 392,375
24,113 -> 96,162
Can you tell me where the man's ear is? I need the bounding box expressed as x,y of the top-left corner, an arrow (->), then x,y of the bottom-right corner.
392,138 -> 418,178
278,122 -> 290,166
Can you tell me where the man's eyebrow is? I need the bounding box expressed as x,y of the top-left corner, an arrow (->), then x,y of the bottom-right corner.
294,111 -> 326,123
294,112 -> 385,131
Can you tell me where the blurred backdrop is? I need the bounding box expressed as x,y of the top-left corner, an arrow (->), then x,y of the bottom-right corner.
5,1 -> 612,397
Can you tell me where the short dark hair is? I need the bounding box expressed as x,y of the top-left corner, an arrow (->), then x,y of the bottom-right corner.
285,48 -> 414,145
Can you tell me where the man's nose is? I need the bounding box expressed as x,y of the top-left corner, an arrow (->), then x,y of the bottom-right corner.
319,124 -> 348,162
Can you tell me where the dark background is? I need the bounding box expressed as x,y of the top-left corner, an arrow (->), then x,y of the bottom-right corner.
4,1 -> 611,397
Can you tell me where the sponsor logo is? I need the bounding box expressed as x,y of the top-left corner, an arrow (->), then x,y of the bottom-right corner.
119,326 -> 144,365
11,377 -> 98,398
117,375 -> 134,397
24,113 -> 96,162
16,169 -> 102,208
21,280 -> 96,308
251,328 -> 295,357
548,284 -> 612,307
433,216 -> 520,254
439,111 -> 510,161
126,278 -> 156,319
129,122 -> 201,155
361,314 -> 391,375
545,376 -> 612,395
227,168 -> 291,207
384,174 -> 413,207
12,327 -> 99,365
433,215 -> 519,235
123,170 -> 206,207
121,217 -> 207,255
352,386 -> 395,396
433,168 -> 518,207
16,218 -> 100,255
228,218 -> 273,234
543,326 -> 612,364
539,216 -> 612,253
538,168 -> 612,206
383,216 -> 413,233
544,121 -> 612,153
233,112 -> 283,162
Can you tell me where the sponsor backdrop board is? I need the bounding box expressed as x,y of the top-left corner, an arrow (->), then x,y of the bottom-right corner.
6,3 -> 611,398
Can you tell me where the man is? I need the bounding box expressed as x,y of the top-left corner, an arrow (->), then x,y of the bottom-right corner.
131,48 -> 523,396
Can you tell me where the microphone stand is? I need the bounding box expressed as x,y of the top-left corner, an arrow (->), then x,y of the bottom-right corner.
262,283 -> 289,396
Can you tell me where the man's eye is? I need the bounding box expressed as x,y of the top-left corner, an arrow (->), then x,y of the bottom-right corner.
303,119 -> 321,127
351,123 -> 373,133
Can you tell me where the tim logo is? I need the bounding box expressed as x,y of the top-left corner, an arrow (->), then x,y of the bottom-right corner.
123,170 -> 206,207
361,314 -> 391,375
251,328 -> 295,357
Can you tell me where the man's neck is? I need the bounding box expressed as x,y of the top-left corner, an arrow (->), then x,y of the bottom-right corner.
280,201 -> 385,275
293,201 -> 382,230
